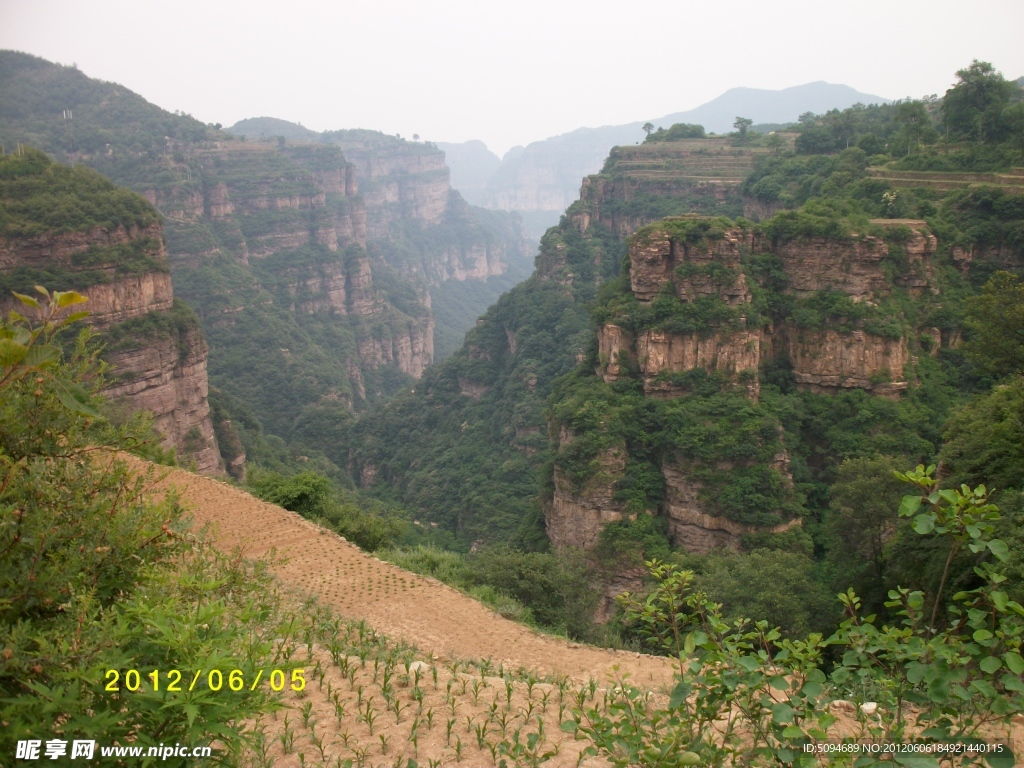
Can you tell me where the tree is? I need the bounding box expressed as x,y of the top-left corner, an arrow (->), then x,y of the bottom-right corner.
642,122 -> 654,138
826,455 -> 909,613
943,59 -> 1014,143
961,271 -> 1024,378
894,99 -> 937,154
733,116 -> 753,136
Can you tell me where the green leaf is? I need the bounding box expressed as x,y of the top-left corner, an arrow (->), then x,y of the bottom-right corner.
683,631 -> 695,655
906,661 -> 927,684
23,344 -> 59,369
939,488 -> 959,505
54,378 -> 100,417
913,514 -> 935,534
56,290 -> 87,307
781,725 -> 804,739
807,668 -> 826,683
831,666 -> 851,684
62,311 -> 91,324
559,721 -> 577,733
736,655 -> 760,672
801,681 -> 823,699
985,747 -> 1016,768
992,591 -> 1009,611
669,680 -> 691,709
971,679 -> 997,697
899,495 -> 923,517
679,753 -> 702,766
979,656 -> 1002,674
893,757 -> 939,768
973,629 -> 994,642
771,702 -> 795,725
1003,652 -> 1024,674
988,539 -> 1009,562
11,291 -> 40,309
0,338 -> 28,367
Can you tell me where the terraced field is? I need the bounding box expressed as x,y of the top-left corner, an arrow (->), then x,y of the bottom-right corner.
867,167 -> 1024,194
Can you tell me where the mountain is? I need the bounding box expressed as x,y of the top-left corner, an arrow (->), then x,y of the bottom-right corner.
0,51 -> 531,475
225,122 -> 536,360
336,96 -> 1023,564
477,82 -> 890,238
435,140 -> 501,206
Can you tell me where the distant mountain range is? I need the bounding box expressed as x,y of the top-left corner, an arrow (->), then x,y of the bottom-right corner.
441,82 -> 890,238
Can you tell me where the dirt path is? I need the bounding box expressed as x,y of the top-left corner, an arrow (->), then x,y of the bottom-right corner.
138,459 -> 676,690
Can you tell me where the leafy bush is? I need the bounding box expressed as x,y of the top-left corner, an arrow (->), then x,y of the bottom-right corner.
0,290 -> 285,760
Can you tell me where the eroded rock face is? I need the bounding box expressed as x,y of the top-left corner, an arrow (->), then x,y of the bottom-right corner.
104,326 -> 221,475
661,458 -> 800,554
357,315 -> 435,379
546,427 -> 630,551
785,328 -> 908,397
776,225 -> 937,301
0,222 -> 223,475
629,226 -> 752,304
636,327 -> 762,399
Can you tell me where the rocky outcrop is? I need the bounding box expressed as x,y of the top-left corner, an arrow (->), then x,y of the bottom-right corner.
662,459 -> 800,553
323,135 -> 450,237
628,224 -> 752,304
547,429 -> 630,551
357,314 -> 435,379
0,218 -> 224,475
784,327 -> 909,397
776,224 -> 936,301
274,251 -> 382,316
103,324 -> 221,475
636,326 -> 762,398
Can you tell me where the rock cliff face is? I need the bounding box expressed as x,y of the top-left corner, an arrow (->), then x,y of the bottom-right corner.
549,216 -> 939,555
357,314 -> 436,380
321,133 -> 451,237
568,140 -> 760,239
546,428 -> 630,551
598,225 -> 763,398
103,322 -> 221,474
0,220 -> 222,475
661,458 -> 800,553
776,224 -> 936,300
784,327 -> 908,396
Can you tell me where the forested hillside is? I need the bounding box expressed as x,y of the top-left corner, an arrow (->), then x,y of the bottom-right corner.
0,51 -> 532,473
334,60 -> 1024,636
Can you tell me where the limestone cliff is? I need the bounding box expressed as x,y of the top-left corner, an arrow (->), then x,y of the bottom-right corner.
0,162 -> 223,475
103,315 -> 221,474
569,140 -> 761,239
776,222 -> 936,300
783,327 -> 909,397
546,428 -> 630,551
661,458 -> 800,553
548,215 -> 940,556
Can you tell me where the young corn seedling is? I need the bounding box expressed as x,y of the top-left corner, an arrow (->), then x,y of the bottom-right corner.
301,700 -> 315,728
474,721 -> 489,749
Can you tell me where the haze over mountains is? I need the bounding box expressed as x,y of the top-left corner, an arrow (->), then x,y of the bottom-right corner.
441,82 -> 890,237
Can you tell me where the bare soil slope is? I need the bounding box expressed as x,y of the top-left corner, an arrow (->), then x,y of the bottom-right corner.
139,459 -> 674,689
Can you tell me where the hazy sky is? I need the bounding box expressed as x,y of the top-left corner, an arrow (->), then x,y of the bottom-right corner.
2,0 -> 1022,156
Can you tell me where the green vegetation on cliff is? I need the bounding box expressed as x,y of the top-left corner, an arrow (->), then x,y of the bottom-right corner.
0,147 -> 159,237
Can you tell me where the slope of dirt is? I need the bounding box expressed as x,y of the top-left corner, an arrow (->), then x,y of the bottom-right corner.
135,458 -> 676,690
